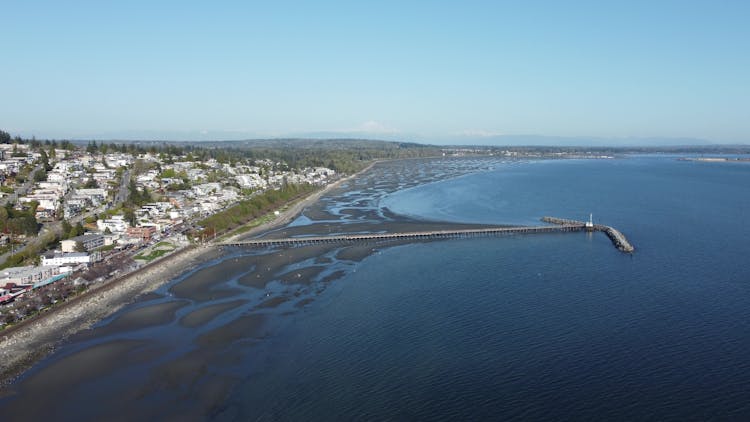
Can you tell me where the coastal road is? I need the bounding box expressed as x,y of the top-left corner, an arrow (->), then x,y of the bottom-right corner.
115,170 -> 130,205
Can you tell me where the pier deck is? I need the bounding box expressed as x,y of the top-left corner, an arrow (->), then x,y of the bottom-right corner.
218,217 -> 634,253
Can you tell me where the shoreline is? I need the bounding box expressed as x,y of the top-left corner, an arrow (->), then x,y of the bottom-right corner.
0,161 -> 378,386
222,160 -> 377,243
0,245 -> 217,387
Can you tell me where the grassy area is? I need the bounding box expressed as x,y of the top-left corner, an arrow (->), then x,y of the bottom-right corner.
215,211 -> 278,242
153,242 -> 176,249
134,249 -> 171,261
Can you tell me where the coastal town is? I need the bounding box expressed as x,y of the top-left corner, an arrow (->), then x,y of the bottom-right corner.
0,136 -> 336,326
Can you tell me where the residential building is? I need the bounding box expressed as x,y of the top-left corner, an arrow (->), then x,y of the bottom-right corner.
97,215 -> 129,233
61,234 -> 105,252
41,252 -> 100,267
126,226 -> 156,241
1,265 -> 59,287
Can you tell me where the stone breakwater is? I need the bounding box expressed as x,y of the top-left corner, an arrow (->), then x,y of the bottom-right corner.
541,216 -> 634,253
0,245 -> 216,385
594,224 -> 635,253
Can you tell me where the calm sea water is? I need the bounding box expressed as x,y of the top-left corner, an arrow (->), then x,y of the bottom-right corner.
226,156 -> 750,420
6,156 -> 750,420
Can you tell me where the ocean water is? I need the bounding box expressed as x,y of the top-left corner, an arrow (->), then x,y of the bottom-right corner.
225,156 -> 750,420
4,156 -> 750,420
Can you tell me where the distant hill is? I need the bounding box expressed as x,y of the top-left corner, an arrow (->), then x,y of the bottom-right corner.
192,138 -> 433,151
440,134 -> 714,147
66,136 -> 750,154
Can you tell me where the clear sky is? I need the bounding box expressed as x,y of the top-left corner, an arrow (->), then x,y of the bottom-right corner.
2,0 -> 749,144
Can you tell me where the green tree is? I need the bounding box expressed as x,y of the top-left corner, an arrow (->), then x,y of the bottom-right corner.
86,141 -> 99,154
159,168 -> 178,179
0,130 -> 11,144
123,208 -> 136,227
74,222 -> 85,236
39,149 -> 51,171
33,168 -> 47,182
61,220 -> 72,238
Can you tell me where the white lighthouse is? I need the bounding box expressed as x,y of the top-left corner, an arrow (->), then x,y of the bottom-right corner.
585,213 -> 594,230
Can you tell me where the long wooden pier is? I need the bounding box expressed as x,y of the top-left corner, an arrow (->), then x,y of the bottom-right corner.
218,217 -> 634,253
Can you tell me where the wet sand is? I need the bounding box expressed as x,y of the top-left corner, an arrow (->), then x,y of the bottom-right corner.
23,339 -> 148,393
0,244 -> 222,385
180,299 -> 249,328
195,314 -> 267,349
255,295 -> 291,309
78,300 -> 191,338
1,339 -> 148,417
234,243 -> 336,289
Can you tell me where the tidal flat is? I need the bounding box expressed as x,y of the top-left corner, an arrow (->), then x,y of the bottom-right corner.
0,157 -> 506,419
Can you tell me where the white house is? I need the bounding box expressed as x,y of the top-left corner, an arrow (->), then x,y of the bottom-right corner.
97,215 -> 129,233
76,188 -> 108,206
236,174 -> 267,189
41,252 -> 99,267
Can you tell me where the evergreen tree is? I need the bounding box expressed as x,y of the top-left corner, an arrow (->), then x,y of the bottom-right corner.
61,220 -> 72,238
74,222 -> 85,236
39,149 -> 52,171
1,130 -> 13,144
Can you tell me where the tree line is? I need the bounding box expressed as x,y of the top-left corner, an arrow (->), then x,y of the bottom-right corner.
198,183 -> 317,238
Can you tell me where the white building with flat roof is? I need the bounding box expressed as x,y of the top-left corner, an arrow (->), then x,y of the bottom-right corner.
61,233 -> 105,252
1,265 -> 59,286
97,215 -> 129,233
41,252 -> 100,267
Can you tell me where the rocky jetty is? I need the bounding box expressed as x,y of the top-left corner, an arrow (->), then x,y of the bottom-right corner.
542,216 -> 634,253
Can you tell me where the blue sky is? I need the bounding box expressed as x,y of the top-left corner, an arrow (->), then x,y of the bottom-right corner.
2,0 -> 749,144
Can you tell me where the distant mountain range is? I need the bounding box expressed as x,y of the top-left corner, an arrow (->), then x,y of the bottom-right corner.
17,128 -> 735,147
434,134 -> 715,147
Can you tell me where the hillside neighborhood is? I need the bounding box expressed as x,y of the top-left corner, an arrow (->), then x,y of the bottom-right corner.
0,138 -> 336,325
